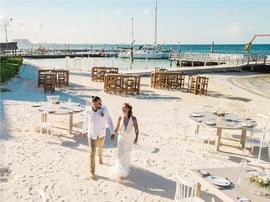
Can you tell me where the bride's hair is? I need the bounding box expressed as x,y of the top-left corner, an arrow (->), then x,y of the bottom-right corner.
123,103 -> 132,118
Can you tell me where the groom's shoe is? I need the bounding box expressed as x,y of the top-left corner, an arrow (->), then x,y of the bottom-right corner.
89,172 -> 95,180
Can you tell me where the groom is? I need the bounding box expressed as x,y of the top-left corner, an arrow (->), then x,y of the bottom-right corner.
82,96 -> 115,180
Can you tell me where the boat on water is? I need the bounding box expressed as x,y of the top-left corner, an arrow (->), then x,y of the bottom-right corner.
118,0 -> 171,60
118,44 -> 170,59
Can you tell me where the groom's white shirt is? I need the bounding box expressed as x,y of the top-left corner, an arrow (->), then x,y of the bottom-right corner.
82,106 -> 114,140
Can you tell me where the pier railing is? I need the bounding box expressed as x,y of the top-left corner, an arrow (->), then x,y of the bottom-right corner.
244,54 -> 270,65
169,53 -> 269,66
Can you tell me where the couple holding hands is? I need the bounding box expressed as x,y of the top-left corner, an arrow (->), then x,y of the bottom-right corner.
82,96 -> 139,180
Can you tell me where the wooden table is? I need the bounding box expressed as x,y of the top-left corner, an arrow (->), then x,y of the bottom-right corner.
190,167 -> 270,202
187,76 -> 209,95
104,73 -> 140,95
189,111 -> 257,151
38,69 -> 69,88
150,71 -> 185,90
37,101 -> 85,134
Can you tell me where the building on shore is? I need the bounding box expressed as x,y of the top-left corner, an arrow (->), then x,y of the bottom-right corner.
0,42 -> 18,55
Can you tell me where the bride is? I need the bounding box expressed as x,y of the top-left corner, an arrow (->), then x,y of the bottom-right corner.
112,103 -> 139,180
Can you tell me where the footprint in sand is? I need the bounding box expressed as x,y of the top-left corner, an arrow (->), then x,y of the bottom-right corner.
51,182 -> 57,190
146,159 -> 156,166
0,166 -> 11,182
28,186 -> 35,196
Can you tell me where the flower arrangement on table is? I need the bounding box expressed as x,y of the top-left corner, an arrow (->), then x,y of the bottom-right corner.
52,100 -> 60,104
249,173 -> 270,189
213,111 -> 225,117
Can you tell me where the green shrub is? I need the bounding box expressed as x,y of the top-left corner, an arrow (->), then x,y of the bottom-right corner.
0,56 -> 23,83
0,56 -> 23,65
7,57 -> 23,65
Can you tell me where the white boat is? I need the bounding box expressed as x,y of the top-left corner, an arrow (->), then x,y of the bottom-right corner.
118,0 -> 170,59
118,45 -> 170,59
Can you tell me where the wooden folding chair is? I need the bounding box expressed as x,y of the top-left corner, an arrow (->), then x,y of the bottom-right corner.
196,77 -> 209,95
44,73 -> 56,93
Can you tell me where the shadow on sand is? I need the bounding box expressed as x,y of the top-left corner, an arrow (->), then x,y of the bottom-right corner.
207,91 -> 252,102
97,166 -> 176,200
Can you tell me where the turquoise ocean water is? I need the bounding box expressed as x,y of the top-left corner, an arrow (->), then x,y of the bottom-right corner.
24,43 -> 270,55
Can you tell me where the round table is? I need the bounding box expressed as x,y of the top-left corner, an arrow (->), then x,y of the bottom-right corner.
189,111 -> 257,151
35,101 -> 85,134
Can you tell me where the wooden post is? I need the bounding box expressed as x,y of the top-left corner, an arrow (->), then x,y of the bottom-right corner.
215,128 -> 222,151
195,182 -> 201,197
240,129 -> 247,148
69,112 -> 73,135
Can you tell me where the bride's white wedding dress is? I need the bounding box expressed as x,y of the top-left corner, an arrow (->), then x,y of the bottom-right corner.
112,116 -> 135,178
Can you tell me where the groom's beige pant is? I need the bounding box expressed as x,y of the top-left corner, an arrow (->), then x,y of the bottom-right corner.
89,136 -> 105,174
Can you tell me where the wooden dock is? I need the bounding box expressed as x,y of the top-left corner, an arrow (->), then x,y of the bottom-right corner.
123,54 -> 270,76
168,53 -> 270,73
170,53 -> 269,66
18,49 -> 118,58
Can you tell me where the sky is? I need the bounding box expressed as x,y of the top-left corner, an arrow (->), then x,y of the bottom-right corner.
1,0 -> 270,44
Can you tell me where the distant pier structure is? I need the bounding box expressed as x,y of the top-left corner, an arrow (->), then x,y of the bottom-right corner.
169,52 -> 270,72
17,48 -> 118,58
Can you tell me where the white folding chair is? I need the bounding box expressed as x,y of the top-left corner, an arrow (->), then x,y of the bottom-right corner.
36,112 -> 53,137
246,113 -> 270,160
72,113 -> 84,134
174,173 -> 205,202
186,122 -> 214,156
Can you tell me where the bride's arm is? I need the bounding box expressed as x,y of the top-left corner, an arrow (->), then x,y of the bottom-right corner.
114,116 -> 121,134
133,116 -> 139,144
111,116 -> 121,141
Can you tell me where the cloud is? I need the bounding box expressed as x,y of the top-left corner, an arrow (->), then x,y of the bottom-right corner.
13,19 -> 46,33
212,21 -> 248,43
1,16 -> 47,42
225,22 -> 244,40
232,8 -> 239,15
113,9 -> 121,15
215,7 -> 239,16
143,9 -> 153,18
99,13 -> 106,21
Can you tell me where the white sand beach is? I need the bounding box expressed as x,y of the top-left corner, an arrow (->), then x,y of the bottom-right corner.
1,64 -> 270,202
